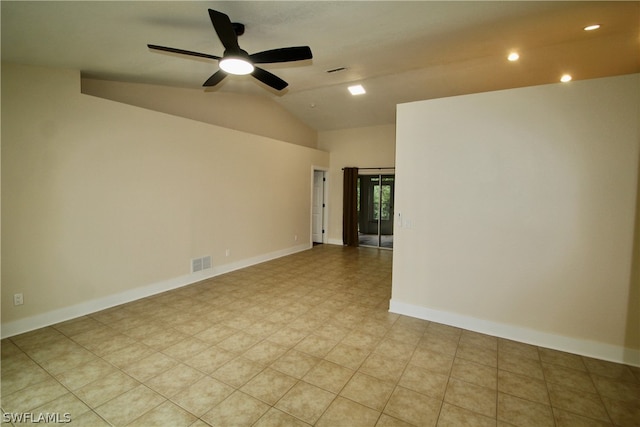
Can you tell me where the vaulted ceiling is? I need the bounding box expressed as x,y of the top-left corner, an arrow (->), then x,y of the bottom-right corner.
2,1 -> 639,131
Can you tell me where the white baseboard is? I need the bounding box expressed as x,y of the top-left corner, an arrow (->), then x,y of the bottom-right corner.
327,238 -> 343,246
1,243 -> 311,339
389,299 -> 640,367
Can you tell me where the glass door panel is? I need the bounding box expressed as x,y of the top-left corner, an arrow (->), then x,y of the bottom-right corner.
358,174 -> 394,248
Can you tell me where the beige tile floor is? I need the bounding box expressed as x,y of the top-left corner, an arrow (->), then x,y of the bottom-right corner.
2,245 -> 639,426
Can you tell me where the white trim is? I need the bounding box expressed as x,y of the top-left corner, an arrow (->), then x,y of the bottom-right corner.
1,244 -> 310,339
322,170 -> 329,244
389,299 -> 640,367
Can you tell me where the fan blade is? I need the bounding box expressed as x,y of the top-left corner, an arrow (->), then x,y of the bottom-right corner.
208,9 -> 240,51
203,70 -> 227,87
250,46 -> 312,64
252,67 -> 288,91
148,44 -> 220,60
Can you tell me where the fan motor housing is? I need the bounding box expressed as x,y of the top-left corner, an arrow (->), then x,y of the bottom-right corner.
232,22 -> 245,36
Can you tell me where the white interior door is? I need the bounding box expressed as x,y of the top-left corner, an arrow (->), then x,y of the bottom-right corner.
312,171 -> 325,243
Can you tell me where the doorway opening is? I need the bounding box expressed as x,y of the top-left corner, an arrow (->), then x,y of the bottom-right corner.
358,174 -> 394,248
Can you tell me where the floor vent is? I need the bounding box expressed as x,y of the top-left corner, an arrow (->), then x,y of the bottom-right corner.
192,255 -> 212,273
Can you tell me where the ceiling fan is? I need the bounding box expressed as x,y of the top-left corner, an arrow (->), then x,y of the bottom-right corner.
148,9 -> 312,91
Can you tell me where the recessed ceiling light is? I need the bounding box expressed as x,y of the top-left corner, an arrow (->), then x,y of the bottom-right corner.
560,74 -> 572,83
507,52 -> 520,62
348,84 -> 366,95
584,24 -> 601,31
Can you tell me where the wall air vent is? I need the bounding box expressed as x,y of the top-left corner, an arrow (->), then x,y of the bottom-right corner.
326,67 -> 347,74
191,255 -> 212,273
202,255 -> 212,270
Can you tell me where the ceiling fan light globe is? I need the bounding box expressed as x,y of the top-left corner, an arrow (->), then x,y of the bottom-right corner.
219,57 -> 254,75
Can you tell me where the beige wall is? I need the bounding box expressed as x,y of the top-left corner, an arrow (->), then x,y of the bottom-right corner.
1,63 -> 328,335
318,125 -> 396,244
628,146 -> 640,355
82,78 -> 318,149
392,74 -> 639,365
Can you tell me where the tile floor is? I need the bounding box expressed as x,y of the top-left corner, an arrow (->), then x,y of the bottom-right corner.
2,245 -> 639,426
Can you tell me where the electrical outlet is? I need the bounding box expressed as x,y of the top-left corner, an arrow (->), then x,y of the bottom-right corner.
13,293 -> 24,306
294,235 -> 298,241
225,249 -> 230,257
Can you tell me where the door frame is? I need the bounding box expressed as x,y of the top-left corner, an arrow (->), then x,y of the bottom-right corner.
311,166 -> 328,245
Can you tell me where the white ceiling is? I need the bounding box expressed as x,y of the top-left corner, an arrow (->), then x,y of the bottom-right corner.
2,1 -> 639,131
